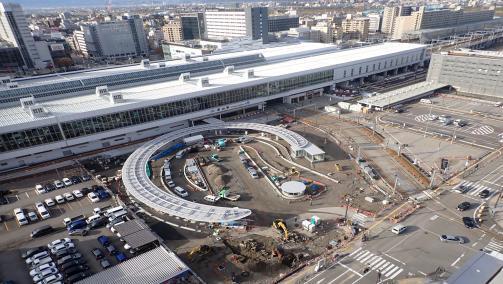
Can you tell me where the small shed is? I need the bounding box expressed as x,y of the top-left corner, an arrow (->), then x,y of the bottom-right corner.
281,181 -> 306,197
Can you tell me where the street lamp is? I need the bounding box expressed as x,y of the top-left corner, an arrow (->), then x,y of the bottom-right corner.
344,194 -> 353,224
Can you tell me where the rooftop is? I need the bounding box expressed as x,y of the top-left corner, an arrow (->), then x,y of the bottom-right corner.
446,49 -> 503,59
446,251 -> 503,284
0,42 -> 425,130
76,246 -> 195,284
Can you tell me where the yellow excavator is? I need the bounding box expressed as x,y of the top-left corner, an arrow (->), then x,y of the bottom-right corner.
272,219 -> 289,240
188,245 -> 211,261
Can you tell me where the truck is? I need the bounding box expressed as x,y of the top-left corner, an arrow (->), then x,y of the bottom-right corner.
63,214 -> 86,226
218,187 -> 240,201
183,135 -> 204,146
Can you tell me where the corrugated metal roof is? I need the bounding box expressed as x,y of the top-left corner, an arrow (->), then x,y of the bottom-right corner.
115,219 -> 149,237
123,230 -> 158,250
446,251 -> 503,284
76,246 -> 190,284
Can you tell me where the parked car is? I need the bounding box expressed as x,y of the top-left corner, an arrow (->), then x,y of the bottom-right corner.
31,256 -> 53,268
36,273 -> 62,284
32,267 -> 59,282
100,259 -> 112,269
22,247 -> 46,259
66,272 -> 91,283
29,262 -> 56,277
62,178 -> 73,187
457,202 -> 471,211
114,252 -> 127,262
81,187 -> 92,195
56,253 -> 83,266
81,175 -> 92,182
91,248 -> 104,259
64,192 -> 75,201
87,192 -> 99,203
462,217 -> 476,229
97,235 -> 110,246
48,238 -> 72,250
44,183 -> 56,192
54,195 -> 65,204
60,259 -> 86,271
105,244 -> 117,255
53,248 -> 78,259
35,184 -> 46,194
44,198 -> 56,207
67,220 -> 87,231
88,217 -> 107,229
27,251 -> 50,265
28,211 -> 39,222
72,190 -> 83,198
53,180 -> 64,189
70,176 -> 82,184
454,185 -> 470,194
51,242 -> 76,254
440,235 -> 465,243
35,202 -> 51,220
64,265 -> 89,278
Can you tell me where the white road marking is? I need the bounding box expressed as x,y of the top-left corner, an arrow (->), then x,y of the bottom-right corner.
383,253 -> 407,266
316,278 -> 325,284
389,268 -> 403,279
369,256 -> 382,266
472,242 -> 478,247
349,247 -> 363,257
451,253 -> 464,267
418,271 -> 427,276
356,251 -> 370,261
328,271 -> 350,284
490,224 -> 496,230
430,215 -> 439,221
338,262 -> 363,277
25,192 -> 30,198
385,266 -> 400,277
373,259 -> 387,270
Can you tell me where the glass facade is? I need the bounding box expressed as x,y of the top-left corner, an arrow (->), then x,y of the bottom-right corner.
0,125 -> 64,152
2,69 -> 334,152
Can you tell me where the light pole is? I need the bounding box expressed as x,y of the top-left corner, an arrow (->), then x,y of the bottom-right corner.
344,195 -> 352,224
393,174 -> 399,196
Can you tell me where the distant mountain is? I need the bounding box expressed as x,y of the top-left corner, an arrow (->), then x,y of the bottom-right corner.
12,0 -> 255,9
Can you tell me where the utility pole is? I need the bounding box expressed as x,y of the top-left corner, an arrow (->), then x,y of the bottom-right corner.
344,195 -> 352,224
393,175 -> 399,196
429,169 -> 436,189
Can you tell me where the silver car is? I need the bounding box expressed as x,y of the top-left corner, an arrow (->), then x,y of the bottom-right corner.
440,235 -> 464,244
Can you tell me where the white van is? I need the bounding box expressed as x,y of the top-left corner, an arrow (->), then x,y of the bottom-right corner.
420,99 -> 432,104
35,202 -> 50,220
104,206 -> 124,217
108,210 -> 127,222
204,195 -> 220,203
391,224 -> 407,235
175,149 -> 187,159
35,184 -> 45,194
164,170 -> 172,179
86,214 -> 102,224
13,208 -> 28,226
174,186 -> 189,197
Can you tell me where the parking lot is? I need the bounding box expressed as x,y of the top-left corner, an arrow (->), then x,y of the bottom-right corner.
0,166 -> 129,283
381,100 -> 503,150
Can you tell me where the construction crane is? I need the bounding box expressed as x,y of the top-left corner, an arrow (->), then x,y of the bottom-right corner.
272,219 -> 288,240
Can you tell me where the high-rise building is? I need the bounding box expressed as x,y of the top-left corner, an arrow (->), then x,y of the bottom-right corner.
180,13 -> 205,40
73,15 -> 149,59
268,15 -> 299,32
205,7 -> 268,43
162,20 -> 183,42
341,15 -> 369,40
367,13 -> 381,32
0,3 -> 47,69
392,6 -> 495,39
382,6 -> 413,35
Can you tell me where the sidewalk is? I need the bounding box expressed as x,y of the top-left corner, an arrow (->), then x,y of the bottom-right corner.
487,192 -> 503,234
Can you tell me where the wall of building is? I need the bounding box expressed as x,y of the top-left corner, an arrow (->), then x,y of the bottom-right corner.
268,15 -> 299,32
205,10 -> 247,39
427,53 -> 503,98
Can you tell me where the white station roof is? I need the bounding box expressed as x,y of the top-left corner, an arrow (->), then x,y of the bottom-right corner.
281,181 -> 306,195
122,122 -> 322,223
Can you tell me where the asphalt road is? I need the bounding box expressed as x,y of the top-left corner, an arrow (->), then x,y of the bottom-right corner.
381,104 -> 503,150
304,187 -> 502,283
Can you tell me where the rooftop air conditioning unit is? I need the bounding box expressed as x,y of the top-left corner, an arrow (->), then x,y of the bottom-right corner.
109,92 -> 124,104
182,53 -> 191,61
6,82 -> 18,88
202,56 -> 209,62
140,59 -> 150,68
20,96 -> 35,109
28,105 -> 48,118
96,86 -> 109,97
0,76 -> 11,85
197,77 -> 209,87
179,72 -> 191,82
224,66 -> 234,75
158,62 -> 166,68
245,69 -> 255,79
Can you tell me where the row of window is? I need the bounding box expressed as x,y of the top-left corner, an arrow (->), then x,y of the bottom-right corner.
342,54 -> 420,78
0,70 -> 334,152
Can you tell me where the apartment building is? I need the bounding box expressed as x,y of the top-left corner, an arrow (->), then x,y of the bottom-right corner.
341,15 -> 370,40
163,20 -> 183,42
204,7 -> 268,43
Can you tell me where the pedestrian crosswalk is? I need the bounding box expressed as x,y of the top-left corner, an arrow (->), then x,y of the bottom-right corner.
352,213 -> 368,226
349,248 -> 403,280
452,180 -> 495,199
415,114 -> 437,122
471,125 -> 494,135
484,238 -> 503,253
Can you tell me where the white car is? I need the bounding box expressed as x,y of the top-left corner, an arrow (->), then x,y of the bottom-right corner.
50,242 -> 75,254
30,262 -> 56,277
47,238 -> 72,249
26,251 -> 49,265
35,184 -> 46,194
53,180 -> 64,189
44,198 -> 56,207
62,177 -> 73,186
167,180 -> 175,188
63,192 -> 74,201
32,267 -> 58,282
72,190 -> 83,198
54,195 -> 65,204
35,202 -> 51,220
31,256 -> 53,268
87,192 -> 99,203
36,273 -> 62,284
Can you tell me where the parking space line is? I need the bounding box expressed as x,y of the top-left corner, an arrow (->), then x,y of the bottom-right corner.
328,270 -> 350,284
25,192 -> 30,199
66,202 -> 74,210
3,221 -> 9,231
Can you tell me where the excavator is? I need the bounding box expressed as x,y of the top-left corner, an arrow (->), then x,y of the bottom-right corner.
188,245 -> 211,262
272,219 -> 289,240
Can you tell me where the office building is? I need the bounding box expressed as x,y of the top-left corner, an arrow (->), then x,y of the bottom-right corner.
74,15 -> 148,59
0,41 -> 23,72
427,50 -> 503,99
341,15 -> 370,40
0,3 -> 47,69
162,20 -> 183,42
268,15 -> 299,32
180,13 -> 205,40
0,42 -> 426,171
392,6 -> 495,40
205,7 -> 268,43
